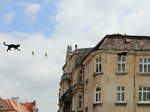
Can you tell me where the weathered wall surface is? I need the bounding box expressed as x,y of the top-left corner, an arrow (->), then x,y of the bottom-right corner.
84,50 -> 150,112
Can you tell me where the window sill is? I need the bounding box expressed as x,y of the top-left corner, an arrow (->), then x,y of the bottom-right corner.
115,102 -> 127,105
94,72 -> 103,76
77,82 -> 84,85
137,102 -> 150,105
115,72 -> 128,75
93,102 -> 103,107
77,108 -> 83,111
137,73 -> 150,76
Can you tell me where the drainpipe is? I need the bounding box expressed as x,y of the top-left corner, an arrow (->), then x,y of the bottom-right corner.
133,52 -> 136,112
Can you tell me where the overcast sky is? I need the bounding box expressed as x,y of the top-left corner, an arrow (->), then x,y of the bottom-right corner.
0,0 -> 150,112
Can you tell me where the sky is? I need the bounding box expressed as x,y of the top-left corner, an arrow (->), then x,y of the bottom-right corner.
1,0 -> 150,112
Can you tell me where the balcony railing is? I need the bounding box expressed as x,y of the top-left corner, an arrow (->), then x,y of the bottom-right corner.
62,87 -> 73,102
61,73 -> 70,80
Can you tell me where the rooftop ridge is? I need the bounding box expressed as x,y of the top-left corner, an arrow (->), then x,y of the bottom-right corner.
107,34 -> 150,39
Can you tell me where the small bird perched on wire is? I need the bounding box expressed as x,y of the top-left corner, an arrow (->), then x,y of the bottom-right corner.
3,42 -> 21,52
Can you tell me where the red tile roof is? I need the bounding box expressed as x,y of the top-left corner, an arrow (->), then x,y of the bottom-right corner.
4,100 -> 14,110
1,99 -> 35,112
4,99 -> 30,112
23,103 -> 34,112
0,98 -> 14,112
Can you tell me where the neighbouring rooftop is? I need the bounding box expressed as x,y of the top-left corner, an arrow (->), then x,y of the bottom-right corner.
0,97 -> 38,112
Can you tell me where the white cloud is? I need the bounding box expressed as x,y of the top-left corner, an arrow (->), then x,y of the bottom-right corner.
0,32 -> 65,112
3,12 -> 15,25
20,2 -> 42,22
54,0 -> 150,44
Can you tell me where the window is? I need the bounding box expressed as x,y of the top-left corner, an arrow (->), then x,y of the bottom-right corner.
116,86 -> 125,103
139,87 -> 150,103
94,87 -> 101,103
79,69 -> 83,83
96,58 -> 101,73
139,59 -> 150,73
78,95 -> 83,110
118,56 -> 125,72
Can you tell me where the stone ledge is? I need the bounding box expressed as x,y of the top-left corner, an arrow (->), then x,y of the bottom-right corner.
94,72 -> 103,76
115,102 -> 127,106
77,109 -> 83,112
137,73 -> 150,76
93,102 -> 103,107
115,72 -> 128,75
137,102 -> 150,105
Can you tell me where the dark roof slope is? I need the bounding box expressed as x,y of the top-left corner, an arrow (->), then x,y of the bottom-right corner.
99,34 -> 150,51
83,34 -> 150,62
74,48 -> 93,66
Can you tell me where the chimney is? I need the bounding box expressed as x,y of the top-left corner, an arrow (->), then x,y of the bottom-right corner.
11,97 -> 19,104
33,100 -> 36,105
67,45 -> 72,55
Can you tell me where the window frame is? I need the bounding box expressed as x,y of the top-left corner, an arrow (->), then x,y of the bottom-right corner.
139,87 -> 150,103
95,58 -> 102,73
139,59 -> 150,73
94,87 -> 102,104
116,86 -> 126,103
118,56 -> 126,72
78,94 -> 83,110
79,69 -> 84,83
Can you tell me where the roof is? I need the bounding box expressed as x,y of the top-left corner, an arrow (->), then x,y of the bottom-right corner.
0,98 -> 37,112
74,48 -> 93,66
3,100 -> 14,110
23,102 -> 34,112
83,34 -> 150,62
62,47 -> 93,69
3,99 -> 30,112
98,34 -> 150,51
0,98 -> 13,111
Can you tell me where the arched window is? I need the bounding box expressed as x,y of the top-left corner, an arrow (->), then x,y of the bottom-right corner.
94,87 -> 101,103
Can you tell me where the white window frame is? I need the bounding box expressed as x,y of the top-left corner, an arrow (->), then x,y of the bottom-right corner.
95,58 -> 101,73
118,56 -> 125,72
139,87 -> 150,103
94,87 -> 102,104
139,59 -> 150,73
78,94 -> 83,110
116,86 -> 126,103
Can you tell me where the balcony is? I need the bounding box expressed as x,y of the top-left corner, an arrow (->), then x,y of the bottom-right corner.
62,87 -> 73,102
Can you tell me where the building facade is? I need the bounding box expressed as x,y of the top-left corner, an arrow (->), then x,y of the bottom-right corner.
59,34 -> 150,112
